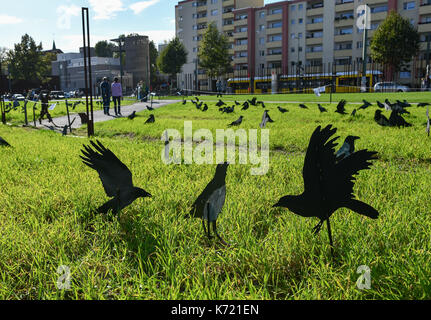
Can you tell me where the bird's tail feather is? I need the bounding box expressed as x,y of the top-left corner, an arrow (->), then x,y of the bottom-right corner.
344,199 -> 379,219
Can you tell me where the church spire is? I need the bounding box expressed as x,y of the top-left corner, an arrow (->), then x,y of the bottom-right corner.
53,40 -> 56,51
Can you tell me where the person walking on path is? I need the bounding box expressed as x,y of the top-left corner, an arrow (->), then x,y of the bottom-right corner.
216,80 -> 223,98
38,89 -> 53,124
111,77 -> 123,116
100,77 -> 111,115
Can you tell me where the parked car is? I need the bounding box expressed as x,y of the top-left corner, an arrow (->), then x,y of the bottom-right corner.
12,94 -> 25,101
374,82 -> 410,92
50,91 -> 65,99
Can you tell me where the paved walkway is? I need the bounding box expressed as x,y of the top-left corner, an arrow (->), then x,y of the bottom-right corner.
36,100 -> 178,131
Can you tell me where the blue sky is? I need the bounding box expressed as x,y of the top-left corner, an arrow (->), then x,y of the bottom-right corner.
1,0 -> 279,52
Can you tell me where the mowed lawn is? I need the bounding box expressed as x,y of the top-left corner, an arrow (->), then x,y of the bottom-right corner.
0,94 -> 430,299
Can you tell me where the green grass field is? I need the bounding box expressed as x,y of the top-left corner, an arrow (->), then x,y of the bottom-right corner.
164,91 -> 431,104
0,95 -> 430,299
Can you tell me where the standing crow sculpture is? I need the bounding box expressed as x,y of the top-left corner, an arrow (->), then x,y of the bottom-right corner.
128,111 -> 137,120
80,140 -> 152,215
241,102 -> 249,111
260,110 -> 274,128
190,163 -> 229,245
350,109 -> 357,117
389,110 -> 412,127
216,99 -> 226,107
374,110 -> 391,127
147,105 -> 154,111
299,104 -> 309,109
202,104 -> 208,112
145,114 -> 155,124
335,136 -> 359,161
376,101 -> 385,109
228,116 -> 243,127
318,104 -> 327,113
273,125 -> 379,257
278,106 -> 288,113
418,102 -> 429,107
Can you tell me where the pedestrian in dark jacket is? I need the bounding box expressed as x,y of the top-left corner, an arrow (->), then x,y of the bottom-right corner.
100,77 -> 111,115
38,90 -> 53,124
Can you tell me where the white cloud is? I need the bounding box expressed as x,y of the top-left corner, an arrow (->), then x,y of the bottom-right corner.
129,0 -> 160,15
139,30 -> 175,45
0,15 -> 23,25
56,5 -> 81,30
89,0 -> 126,20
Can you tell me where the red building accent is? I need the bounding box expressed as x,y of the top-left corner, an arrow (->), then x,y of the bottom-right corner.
247,8 -> 256,84
388,0 -> 398,12
282,2 -> 289,74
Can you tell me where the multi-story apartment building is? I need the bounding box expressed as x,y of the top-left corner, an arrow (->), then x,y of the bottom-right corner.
176,0 -> 431,91
175,0 -> 264,91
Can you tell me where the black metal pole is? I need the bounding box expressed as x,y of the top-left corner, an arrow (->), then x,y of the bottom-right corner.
65,99 -> 72,133
82,7 -> 94,137
24,100 -> 28,126
0,96 -> 5,124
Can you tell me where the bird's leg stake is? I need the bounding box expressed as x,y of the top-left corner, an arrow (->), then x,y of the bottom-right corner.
312,220 -> 324,235
206,202 -> 212,240
213,221 -> 228,246
326,219 -> 335,258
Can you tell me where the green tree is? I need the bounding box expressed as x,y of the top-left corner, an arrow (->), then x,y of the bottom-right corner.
149,40 -> 159,86
95,40 -> 115,57
198,22 -> 232,87
370,11 -> 420,77
0,47 -> 9,75
7,34 -> 51,83
157,37 -> 187,87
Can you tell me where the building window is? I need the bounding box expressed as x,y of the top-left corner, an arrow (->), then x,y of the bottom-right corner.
259,37 -> 265,44
403,1 -> 415,10
211,9 -> 218,16
291,5 -> 296,11
259,11 -> 265,18
298,4 -> 303,10
299,18 -> 303,24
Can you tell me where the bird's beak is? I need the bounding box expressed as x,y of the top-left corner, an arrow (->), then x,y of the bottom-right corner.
353,136 -> 360,141
145,191 -> 152,198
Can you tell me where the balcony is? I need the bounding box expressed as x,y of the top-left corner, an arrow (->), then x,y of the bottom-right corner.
334,49 -> 353,57
371,11 -> 387,21
233,31 -> 248,38
306,51 -> 323,59
267,13 -> 282,22
334,17 -> 354,27
223,0 -> 235,7
266,54 -> 282,61
306,37 -> 323,45
307,7 -> 324,16
334,33 -> 353,42
235,44 -> 248,51
335,1 -> 354,12
235,18 -> 248,26
267,27 -> 282,35
197,17 -> 207,24
233,57 -> 248,64
223,24 -> 235,32
223,12 -> 234,19
306,22 -> 323,31
266,40 -> 282,48
418,22 -> 431,33
420,2 -> 431,15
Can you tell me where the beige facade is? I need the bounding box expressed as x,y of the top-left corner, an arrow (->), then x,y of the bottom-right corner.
176,0 -> 431,89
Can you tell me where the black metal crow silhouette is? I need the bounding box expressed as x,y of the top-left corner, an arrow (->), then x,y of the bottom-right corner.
257,101 -> 265,108
78,113 -> 89,125
418,102 -> 429,107
362,99 -> 372,107
376,101 -> 385,109
260,110 -> 274,128
278,106 -> 288,113
335,136 -> 359,161
62,117 -> 76,136
335,100 -> 347,115
128,111 -> 137,120
351,109 -> 357,117
318,104 -> 327,113
147,105 -> 154,111
190,163 -> 229,245
248,97 -> 257,106
72,101 -> 82,110
274,126 -> 379,257
80,140 -> 152,215
182,99 -> 187,105
0,136 -> 11,147
235,101 -> 241,106
216,99 -> 226,107
145,114 -> 155,124
202,104 -> 208,112
228,116 -> 243,127
389,110 -> 412,127
358,102 -> 371,110
241,102 -> 249,111
299,104 -> 308,109
374,110 -> 391,126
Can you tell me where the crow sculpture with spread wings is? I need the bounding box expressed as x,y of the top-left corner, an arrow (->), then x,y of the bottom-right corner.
80,140 -> 152,215
273,125 -> 379,257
